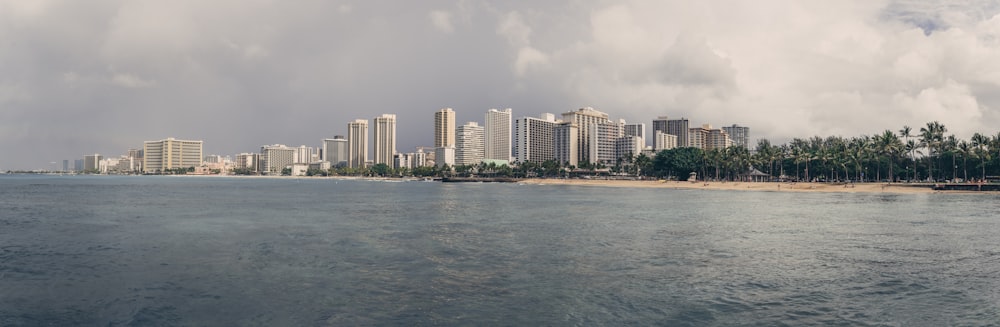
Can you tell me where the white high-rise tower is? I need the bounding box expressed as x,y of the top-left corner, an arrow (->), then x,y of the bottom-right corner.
373,114 -> 397,165
485,108 -> 512,162
347,119 -> 368,168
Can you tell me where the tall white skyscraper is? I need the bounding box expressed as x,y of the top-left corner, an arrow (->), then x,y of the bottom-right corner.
373,114 -> 397,165
561,107 -> 612,164
434,108 -> 455,148
455,122 -> 484,166
485,108 -> 512,162
514,114 -> 558,164
347,119 -> 368,168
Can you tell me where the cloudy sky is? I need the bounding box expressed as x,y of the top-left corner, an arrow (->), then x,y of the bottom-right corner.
3,0 -> 1000,170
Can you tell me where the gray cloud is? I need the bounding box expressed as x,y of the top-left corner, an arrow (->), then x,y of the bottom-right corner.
2,0 -> 1000,170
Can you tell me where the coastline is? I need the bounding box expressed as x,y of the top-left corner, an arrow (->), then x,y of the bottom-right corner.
517,178 -> 990,195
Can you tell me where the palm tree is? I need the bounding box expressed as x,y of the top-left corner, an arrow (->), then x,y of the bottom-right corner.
972,132 -> 990,181
905,140 -> 921,181
900,126 -> 916,182
958,140 -> 972,182
919,121 -> 947,181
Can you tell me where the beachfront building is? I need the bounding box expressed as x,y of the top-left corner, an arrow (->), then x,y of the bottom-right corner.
235,152 -> 260,172
589,121 -> 623,165
624,123 -> 645,146
142,138 -> 204,173
654,131 -> 678,151
294,145 -> 315,164
485,108 -> 512,162
259,144 -> 296,175
689,124 -> 733,150
455,122 -> 484,166
707,127 -> 734,150
373,114 -> 397,166
722,124 -> 750,150
347,119 -> 368,168
83,154 -> 103,172
554,122 -> 579,167
323,136 -> 348,167
616,136 -> 644,161
514,114 -> 558,164
562,107 -> 614,165
667,118 -> 690,148
435,146 -> 455,168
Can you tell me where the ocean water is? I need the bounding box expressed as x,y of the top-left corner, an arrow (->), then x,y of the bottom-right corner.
1,175 -> 999,326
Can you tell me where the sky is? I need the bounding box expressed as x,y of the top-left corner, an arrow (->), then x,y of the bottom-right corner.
3,0 -> 1000,170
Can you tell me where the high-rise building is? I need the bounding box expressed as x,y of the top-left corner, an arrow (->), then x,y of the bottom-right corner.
294,145 -> 315,164
373,114 -> 397,165
652,116 -> 669,136
688,124 -> 732,150
616,136 -> 644,161
348,119 -> 369,168
83,154 -> 103,172
654,131 -> 678,151
435,146 -> 455,168
722,124 -> 750,150
514,114 -> 559,164
323,136 -> 348,167
485,108 -> 512,162
260,144 -> 296,175
455,122 -> 484,166
235,152 -> 260,172
667,118 -> 690,148
562,107 -> 613,164
142,138 -> 203,173
434,108 -> 455,148
554,122 -> 579,167
589,121 -> 623,164
707,126 -> 733,150
624,123 -> 645,140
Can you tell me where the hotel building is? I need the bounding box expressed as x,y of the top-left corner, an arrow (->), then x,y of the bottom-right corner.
348,119 -> 368,168
514,114 -> 559,164
667,118 -> 690,148
722,124 -> 750,150
142,138 -> 203,173
260,144 -> 295,175
373,114 -> 397,166
455,122 -> 484,166
323,136 -> 348,167
485,108 -> 512,162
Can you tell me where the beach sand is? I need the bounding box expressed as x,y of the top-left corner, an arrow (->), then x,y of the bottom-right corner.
518,179 -> 948,194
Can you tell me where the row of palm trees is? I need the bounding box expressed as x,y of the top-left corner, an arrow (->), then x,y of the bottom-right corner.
710,121 -> 1000,182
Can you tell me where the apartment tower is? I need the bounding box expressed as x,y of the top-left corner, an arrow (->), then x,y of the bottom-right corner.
347,119 -> 368,168
142,138 -> 203,173
373,114 -> 397,165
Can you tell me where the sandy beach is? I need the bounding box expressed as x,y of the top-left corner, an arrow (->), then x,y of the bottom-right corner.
518,179 -> 959,194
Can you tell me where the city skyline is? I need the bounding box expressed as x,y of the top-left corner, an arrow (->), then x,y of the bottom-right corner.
4,1 -> 1000,170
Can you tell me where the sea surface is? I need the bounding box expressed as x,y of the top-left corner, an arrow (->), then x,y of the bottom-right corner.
1,175 -> 999,326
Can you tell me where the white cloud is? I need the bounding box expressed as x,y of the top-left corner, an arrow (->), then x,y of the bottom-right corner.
429,10 -> 454,33
111,73 -> 156,89
514,46 -> 548,76
497,11 -> 531,47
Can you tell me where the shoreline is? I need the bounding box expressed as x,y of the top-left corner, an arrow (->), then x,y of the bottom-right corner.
517,178 -> 998,195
